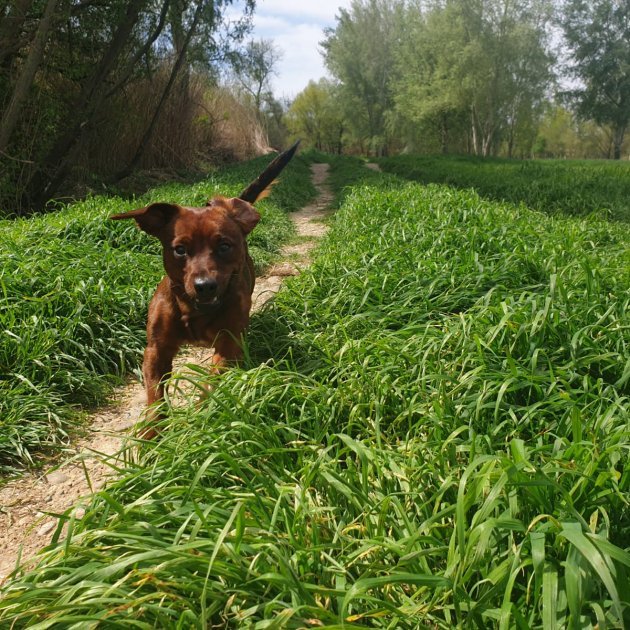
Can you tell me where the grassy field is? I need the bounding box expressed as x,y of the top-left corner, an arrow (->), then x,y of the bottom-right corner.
1,157 -> 628,627
376,155 -> 630,222
0,154 -> 315,471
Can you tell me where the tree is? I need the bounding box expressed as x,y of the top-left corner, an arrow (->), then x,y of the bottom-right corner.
392,5 -> 469,154
321,0 -> 405,156
0,0 -> 59,154
0,0 -> 35,74
559,0 -> 630,159
286,79 -> 345,153
533,103 -> 627,159
26,0 -> 151,207
262,94 -> 289,149
502,17 -> 555,157
392,0 -> 553,157
115,0 -> 207,180
0,0 -> 257,212
534,104 -> 578,157
229,39 -> 282,114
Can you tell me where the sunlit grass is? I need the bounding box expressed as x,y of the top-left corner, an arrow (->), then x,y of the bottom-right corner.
0,154 -> 315,471
377,154 -> 630,222
1,159 -> 627,627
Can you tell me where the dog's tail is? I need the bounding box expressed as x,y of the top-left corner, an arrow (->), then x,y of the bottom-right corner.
238,140 -> 301,203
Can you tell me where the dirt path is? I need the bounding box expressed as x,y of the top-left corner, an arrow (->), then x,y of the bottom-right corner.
0,162 -> 333,583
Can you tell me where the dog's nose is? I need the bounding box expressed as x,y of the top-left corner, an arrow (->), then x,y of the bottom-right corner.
194,277 -> 218,298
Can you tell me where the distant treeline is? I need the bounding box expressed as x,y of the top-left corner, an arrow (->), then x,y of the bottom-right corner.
286,0 -> 630,162
2,0 -> 629,214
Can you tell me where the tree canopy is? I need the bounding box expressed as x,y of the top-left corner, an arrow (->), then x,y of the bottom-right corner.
313,0 -> 627,160
1,0 -> 628,213
559,0 -> 630,159
0,0 -> 256,213
321,0 -> 404,155
286,79 -> 344,153
319,0 -> 555,157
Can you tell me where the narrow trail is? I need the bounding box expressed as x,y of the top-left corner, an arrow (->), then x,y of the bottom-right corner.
0,162 -> 333,582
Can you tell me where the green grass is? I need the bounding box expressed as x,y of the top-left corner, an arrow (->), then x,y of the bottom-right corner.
1,159 -> 627,627
376,154 -> 630,222
0,153 -> 315,471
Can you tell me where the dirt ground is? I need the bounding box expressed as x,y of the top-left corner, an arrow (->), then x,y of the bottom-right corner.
0,162 -> 333,583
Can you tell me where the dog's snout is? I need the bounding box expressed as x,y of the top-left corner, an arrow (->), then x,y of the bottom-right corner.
194,277 -> 218,298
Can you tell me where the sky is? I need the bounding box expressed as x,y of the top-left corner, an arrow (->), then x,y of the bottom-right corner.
241,0 -> 354,100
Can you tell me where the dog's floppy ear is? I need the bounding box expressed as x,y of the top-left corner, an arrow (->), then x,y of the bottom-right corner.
238,140 -> 300,203
110,203 -> 180,237
226,198 -> 261,235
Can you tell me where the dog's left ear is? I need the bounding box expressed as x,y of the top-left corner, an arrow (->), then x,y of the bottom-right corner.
110,202 -> 181,237
226,198 -> 261,235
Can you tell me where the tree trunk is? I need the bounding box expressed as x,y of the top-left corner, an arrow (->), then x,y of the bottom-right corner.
0,0 -> 59,154
612,123 -> 626,160
481,115 -> 496,157
439,112 -> 448,154
168,0 -> 190,94
470,106 -> 480,155
0,0 -> 34,72
482,133 -> 492,157
114,0 -> 204,181
106,0 -> 171,98
506,110 -> 516,159
26,0 -> 147,208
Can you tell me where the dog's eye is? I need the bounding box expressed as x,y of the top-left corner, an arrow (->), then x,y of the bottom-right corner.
217,241 -> 232,255
173,245 -> 187,257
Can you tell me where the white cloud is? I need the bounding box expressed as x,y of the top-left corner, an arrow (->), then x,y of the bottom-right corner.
254,0 -> 349,23
267,23 -> 331,98
250,14 -> 291,32
247,0 -> 353,98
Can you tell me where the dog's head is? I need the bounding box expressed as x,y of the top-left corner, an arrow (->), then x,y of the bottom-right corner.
110,141 -> 300,308
111,197 -> 259,308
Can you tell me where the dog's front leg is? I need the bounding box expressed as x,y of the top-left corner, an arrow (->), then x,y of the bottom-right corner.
140,341 -> 179,438
212,333 -> 244,373
143,342 -> 179,405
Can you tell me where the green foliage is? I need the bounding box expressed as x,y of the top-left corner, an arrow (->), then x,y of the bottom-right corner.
228,38 -> 282,113
377,154 -> 630,222
535,104 -> 630,160
285,79 -> 345,153
0,154 -> 314,471
1,159 -> 627,627
560,0 -> 630,159
321,0 -> 404,155
405,0 -> 553,157
319,0 -> 554,157
0,0 -> 258,212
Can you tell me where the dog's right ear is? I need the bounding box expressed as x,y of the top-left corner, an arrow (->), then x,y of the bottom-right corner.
110,203 -> 180,237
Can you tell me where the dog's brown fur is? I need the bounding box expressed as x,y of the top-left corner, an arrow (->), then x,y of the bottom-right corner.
111,142 -> 299,437
112,196 -> 258,411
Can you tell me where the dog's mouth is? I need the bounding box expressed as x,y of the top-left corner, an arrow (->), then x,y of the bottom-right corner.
194,296 -> 221,311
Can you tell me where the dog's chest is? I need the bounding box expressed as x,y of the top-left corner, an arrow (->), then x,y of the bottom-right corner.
180,312 -> 219,346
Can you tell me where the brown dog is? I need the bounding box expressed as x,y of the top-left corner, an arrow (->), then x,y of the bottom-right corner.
111,142 -> 299,433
